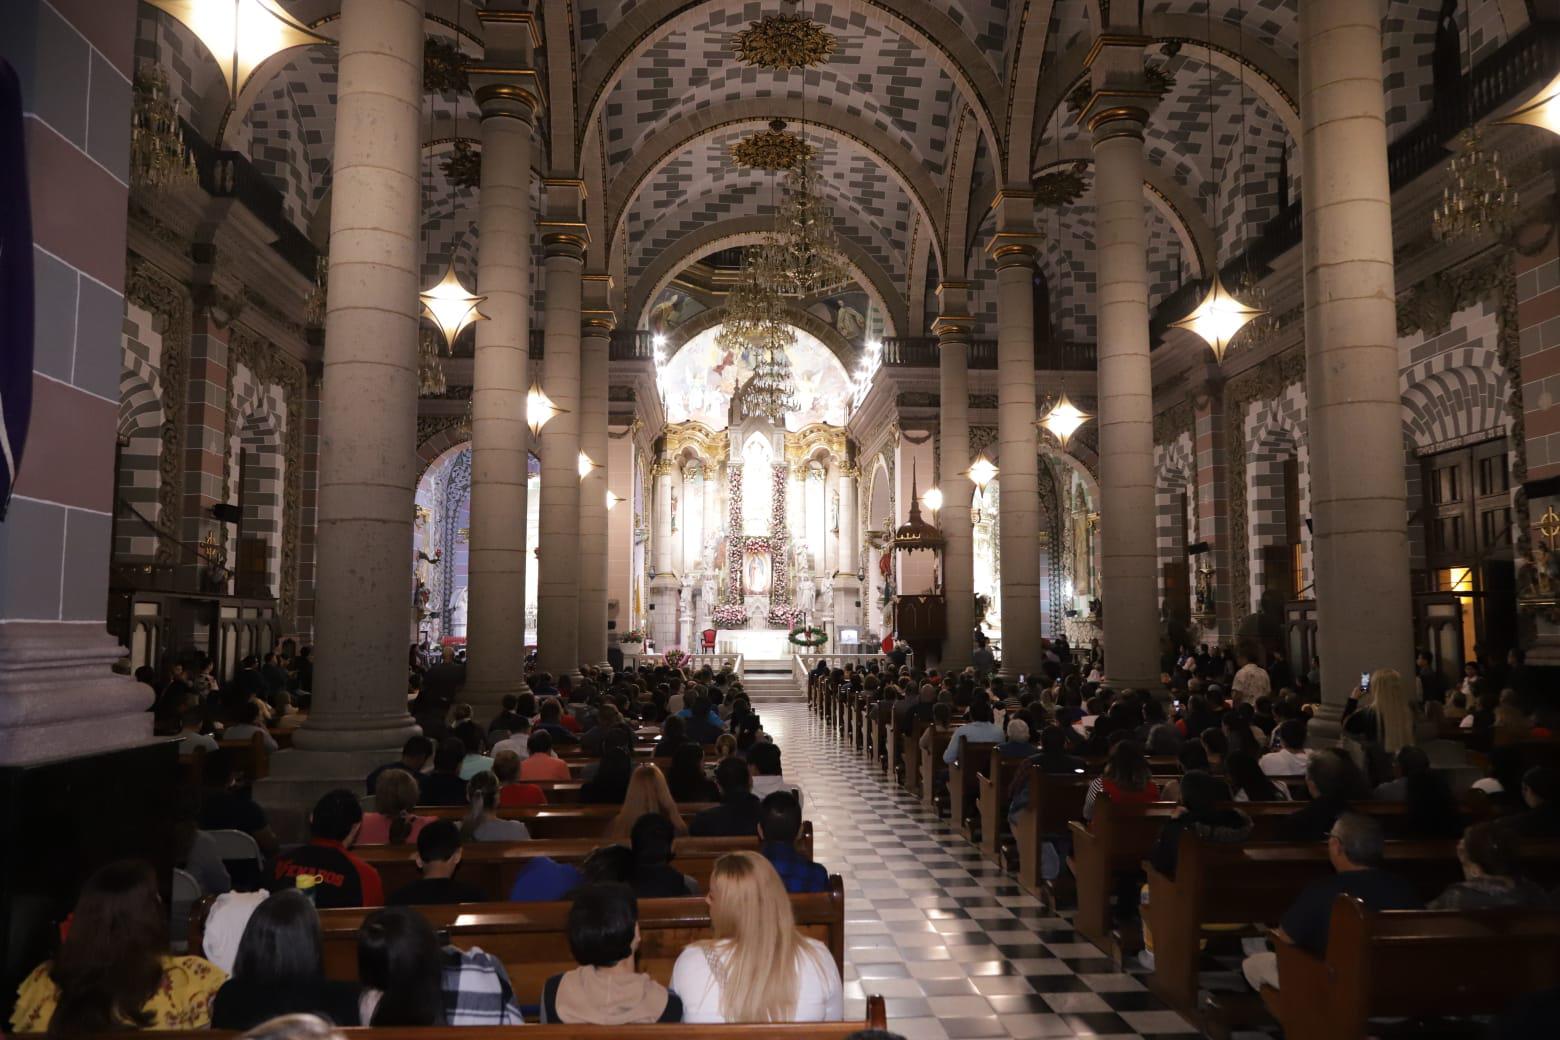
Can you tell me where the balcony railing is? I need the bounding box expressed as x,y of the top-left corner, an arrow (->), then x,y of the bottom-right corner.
879,337 -> 1096,371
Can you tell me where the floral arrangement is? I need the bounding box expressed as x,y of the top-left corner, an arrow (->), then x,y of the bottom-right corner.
664,648 -> 689,670
619,629 -> 645,643
711,604 -> 749,629
728,464 -> 744,603
769,604 -> 805,627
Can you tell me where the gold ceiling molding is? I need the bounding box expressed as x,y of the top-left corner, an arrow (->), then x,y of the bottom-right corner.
665,420 -> 729,463
732,13 -> 837,70
730,119 -> 815,170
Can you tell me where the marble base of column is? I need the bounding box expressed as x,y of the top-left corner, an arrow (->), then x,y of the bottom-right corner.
0,624 -> 153,765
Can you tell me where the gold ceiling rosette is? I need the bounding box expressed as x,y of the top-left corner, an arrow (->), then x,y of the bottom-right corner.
732,10 -> 837,70
731,119 -> 815,171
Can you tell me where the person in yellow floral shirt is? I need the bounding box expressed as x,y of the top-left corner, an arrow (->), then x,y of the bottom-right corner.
10,860 -> 225,1034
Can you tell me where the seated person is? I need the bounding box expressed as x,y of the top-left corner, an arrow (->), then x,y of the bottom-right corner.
508,855 -> 586,903
223,699 -> 280,752
460,771 -> 531,842
628,812 -> 700,897
1430,821 -> 1552,910
365,736 -> 433,796
1147,770 -> 1251,879
996,718 -> 1036,759
689,757 -> 763,837
667,741 -> 723,802
653,715 -> 688,758
518,729 -> 573,782
199,749 -> 281,859
416,738 -> 471,807
492,748 -> 546,806
1007,724 -> 1087,817
1258,719 -> 1311,777
1223,749 -> 1291,803
356,906 -> 522,1025
542,884 -> 683,1024
1369,744 -> 1431,801
488,694 -> 528,737
274,789 -> 384,908
177,704 -> 219,753
358,767 -> 433,846
211,891 -> 361,1029
1081,738 -> 1160,822
943,699 -> 1003,765
748,742 -> 803,806
489,716 -> 532,760
535,698 -> 582,746
610,763 -> 688,841
452,720 -> 494,780
387,820 -> 486,906
1275,749 -> 1364,842
10,860 -> 226,1033
1501,766 -> 1560,839
1242,812 -> 1421,992
670,852 -> 842,1022
759,791 -> 829,894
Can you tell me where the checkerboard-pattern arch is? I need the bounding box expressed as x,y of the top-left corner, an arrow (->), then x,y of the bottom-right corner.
1241,384 -> 1310,614
1155,431 -> 1197,619
227,364 -> 289,600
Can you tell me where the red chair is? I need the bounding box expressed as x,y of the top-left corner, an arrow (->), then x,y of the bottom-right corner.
701,628 -> 717,652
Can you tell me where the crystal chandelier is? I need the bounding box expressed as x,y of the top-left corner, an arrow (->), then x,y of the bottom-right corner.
718,244 -> 794,355
769,159 -> 850,297
130,64 -> 196,191
1233,268 -> 1277,351
1431,128 -> 1519,243
735,334 -> 799,423
417,328 -> 447,395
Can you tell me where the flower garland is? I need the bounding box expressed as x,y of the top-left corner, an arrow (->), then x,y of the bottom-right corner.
770,604 -> 806,627
727,463 -> 744,603
664,648 -> 689,670
769,462 -> 789,604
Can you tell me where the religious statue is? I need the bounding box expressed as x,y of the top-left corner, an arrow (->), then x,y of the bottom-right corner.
819,578 -> 834,622
701,568 -> 718,614
743,549 -> 772,595
670,490 -> 678,532
830,489 -> 840,533
678,574 -> 695,617
834,300 -> 865,340
797,568 -> 816,618
1194,559 -> 1216,616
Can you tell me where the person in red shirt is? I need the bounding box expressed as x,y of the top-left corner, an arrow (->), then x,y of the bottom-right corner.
274,789 -> 384,908
520,730 -> 573,782
494,748 -> 547,806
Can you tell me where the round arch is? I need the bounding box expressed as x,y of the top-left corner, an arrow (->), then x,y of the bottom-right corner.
575,0 -> 1006,178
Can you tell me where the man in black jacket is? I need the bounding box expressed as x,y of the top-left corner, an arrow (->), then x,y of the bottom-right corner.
689,757 -> 762,837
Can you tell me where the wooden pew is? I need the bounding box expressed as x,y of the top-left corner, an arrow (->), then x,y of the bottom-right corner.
1263,898 -> 1560,1040
1013,767 -> 1090,898
176,731 -> 273,787
74,999 -> 887,1039
947,741 -> 995,836
977,748 -> 1028,863
405,804 -> 717,840
918,726 -> 953,811
354,829 -> 814,900
1144,833 -> 1560,1023
284,877 -> 849,1007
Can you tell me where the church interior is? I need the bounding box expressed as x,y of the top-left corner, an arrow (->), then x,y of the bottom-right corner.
4,1 -> 1560,1037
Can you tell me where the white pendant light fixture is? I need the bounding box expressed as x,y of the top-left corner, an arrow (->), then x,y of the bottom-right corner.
966,454 -> 998,495
146,0 -> 327,101
420,264 -> 487,351
920,486 -> 944,520
606,490 -> 623,510
1037,392 -> 1092,450
1169,275 -> 1265,361
1500,68 -> 1560,137
526,384 -> 564,438
1174,0 -> 1266,362
578,452 -> 597,480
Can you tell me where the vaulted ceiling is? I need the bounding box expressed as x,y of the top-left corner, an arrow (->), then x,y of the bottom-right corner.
135,0 -> 1531,356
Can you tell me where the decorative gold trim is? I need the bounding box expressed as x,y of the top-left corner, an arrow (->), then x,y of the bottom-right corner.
664,420 -> 729,464
730,121 -> 815,170
732,13 -> 837,70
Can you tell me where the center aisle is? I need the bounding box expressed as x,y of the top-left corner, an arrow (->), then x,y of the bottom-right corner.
761,700 -> 1203,1040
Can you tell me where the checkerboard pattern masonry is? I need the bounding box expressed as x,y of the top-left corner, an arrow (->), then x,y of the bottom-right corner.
1240,383 -> 1309,616
118,303 -> 168,562
1155,431 -> 1196,617
761,696 -> 1219,1039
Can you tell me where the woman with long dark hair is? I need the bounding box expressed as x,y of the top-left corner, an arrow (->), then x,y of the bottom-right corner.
355,908 -> 445,1026
1224,750 -> 1289,802
211,891 -> 360,1029
10,860 -> 225,1034
1082,738 -> 1159,822
580,747 -> 635,805
666,742 -> 720,802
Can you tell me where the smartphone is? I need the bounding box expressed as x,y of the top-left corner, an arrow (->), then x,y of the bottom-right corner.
1360,671 -> 1371,691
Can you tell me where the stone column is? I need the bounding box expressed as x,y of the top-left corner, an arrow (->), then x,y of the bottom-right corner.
702,461 -> 720,557
934,286 -> 975,671
462,46 -> 541,706
1190,370 -> 1237,644
1084,54 -> 1163,692
577,279 -> 612,668
1299,0 -> 1414,720
837,464 -> 859,577
0,0 -> 147,763
535,197 -> 586,679
292,0 -> 424,755
989,196 -> 1044,680
653,456 -> 674,576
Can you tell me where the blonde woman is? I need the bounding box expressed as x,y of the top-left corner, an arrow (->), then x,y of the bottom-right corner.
610,764 -> 687,840
1344,667 -> 1418,753
669,852 -> 842,1023
357,768 -> 433,845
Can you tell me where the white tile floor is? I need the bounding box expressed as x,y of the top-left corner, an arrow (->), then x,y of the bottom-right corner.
761,699 -> 1207,1039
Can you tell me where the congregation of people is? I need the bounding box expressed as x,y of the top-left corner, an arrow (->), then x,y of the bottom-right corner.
816,631 -> 1560,1034
8,652 -> 845,1037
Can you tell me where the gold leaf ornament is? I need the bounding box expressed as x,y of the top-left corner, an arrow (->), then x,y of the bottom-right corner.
732,14 -> 837,70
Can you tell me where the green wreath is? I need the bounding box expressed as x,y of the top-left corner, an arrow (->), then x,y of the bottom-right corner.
788,625 -> 829,648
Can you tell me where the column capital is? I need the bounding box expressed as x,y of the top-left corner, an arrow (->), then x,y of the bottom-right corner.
541,225 -> 588,261
582,309 -> 617,333
838,462 -> 861,478
987,234 -> 1042,269
931,313 -> 975,339
935,280 -> 971,317
1081,32 -> 1158,140
471,79 -> 542,123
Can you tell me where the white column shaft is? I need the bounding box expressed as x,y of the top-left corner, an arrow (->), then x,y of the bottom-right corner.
577,327 -> 610,666
995,260 -> 1043,678
536,246 -> 583,676
940,335 -> 975,669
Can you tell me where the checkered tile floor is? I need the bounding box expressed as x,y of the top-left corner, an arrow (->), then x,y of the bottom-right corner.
764,700 -> 1208,1039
